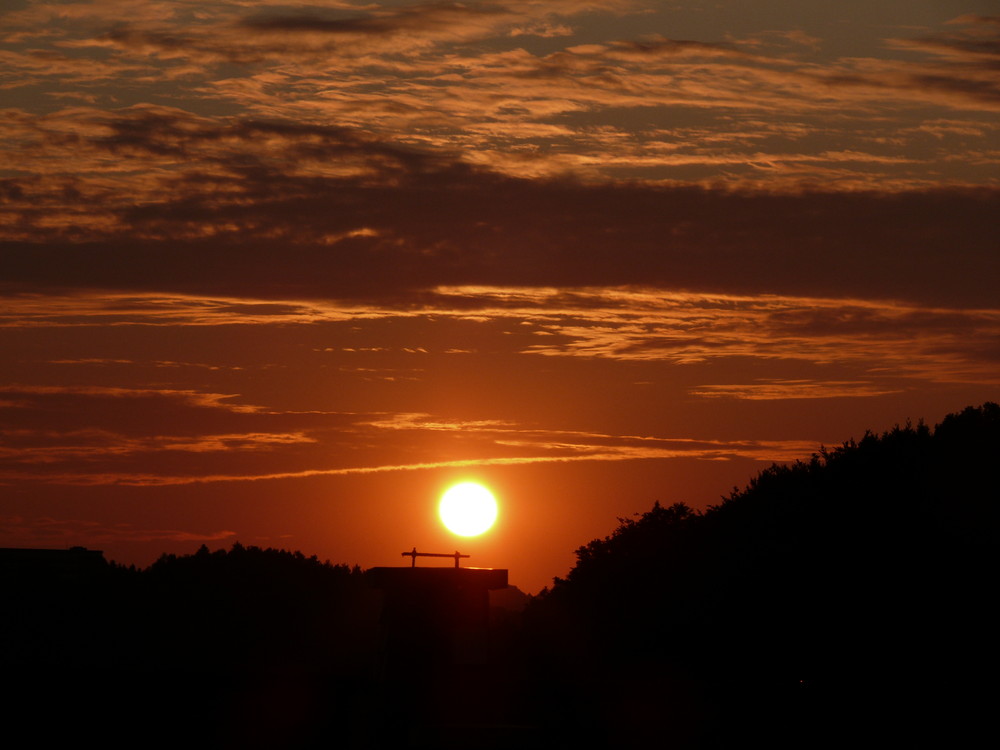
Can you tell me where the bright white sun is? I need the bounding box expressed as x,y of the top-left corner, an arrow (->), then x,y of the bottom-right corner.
438,482 -> 498,536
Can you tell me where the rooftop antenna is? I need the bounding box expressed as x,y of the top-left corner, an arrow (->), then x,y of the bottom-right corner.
402,547 -> 470,569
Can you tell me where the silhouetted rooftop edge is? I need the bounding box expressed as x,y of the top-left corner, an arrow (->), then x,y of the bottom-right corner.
367,566 -> 508,590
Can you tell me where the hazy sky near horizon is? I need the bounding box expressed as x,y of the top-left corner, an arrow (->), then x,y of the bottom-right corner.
2,0 -> 998,592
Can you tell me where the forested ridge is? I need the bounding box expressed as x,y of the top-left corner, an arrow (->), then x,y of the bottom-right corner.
522,402 -> 997,747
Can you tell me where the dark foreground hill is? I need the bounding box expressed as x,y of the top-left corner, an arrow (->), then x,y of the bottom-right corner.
2,545 -> 384,747
522,403 -> 998,748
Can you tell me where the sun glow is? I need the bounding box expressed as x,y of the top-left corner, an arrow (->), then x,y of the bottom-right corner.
438,482 -> 498,536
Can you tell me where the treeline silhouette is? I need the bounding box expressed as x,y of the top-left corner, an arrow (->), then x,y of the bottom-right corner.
2,403 -> 995,748
3,544 -> 383,747
521,403 -> 997,747
5,544 -> 378,669
137,544 -> 377,673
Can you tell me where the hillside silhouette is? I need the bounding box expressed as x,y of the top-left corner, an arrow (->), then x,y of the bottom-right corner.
2,544 -> 383,748
523,403 -> 997,748
2,403 -> 995,747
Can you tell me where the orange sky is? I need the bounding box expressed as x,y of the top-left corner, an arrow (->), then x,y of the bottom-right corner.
2,1 -> 998,592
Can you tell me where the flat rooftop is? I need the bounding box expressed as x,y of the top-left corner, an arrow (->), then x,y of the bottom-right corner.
367,566 -> 508,590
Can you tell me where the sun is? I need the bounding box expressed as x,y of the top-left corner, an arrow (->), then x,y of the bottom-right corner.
438,482 -> 498,537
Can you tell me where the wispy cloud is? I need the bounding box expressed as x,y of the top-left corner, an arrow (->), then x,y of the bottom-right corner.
2,436 -> 820,487
0,383 -> 263,411
4,287 -> 998,386
430,286 -> 1000,385
0,514 -> 235,547
0,428 -> 314,463
689,380 -> 903,401
0,373 -> 827,487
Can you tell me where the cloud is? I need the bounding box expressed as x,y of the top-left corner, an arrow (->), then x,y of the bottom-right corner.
436,287 -> 1000,384
0,382 -> 366,484
0,428 -> 315,463
54,0 -> 637,66
0,383 -> 262,412
237,2 -> 515,45
2,435 -> 820,487
2,110 -> 998,307
4,286 -> 999,382
364,413 -> 517,431
1,293 -> 990,490
4,3 -> 998,195
0,514 -> 236,548
891,15 -> 1000,63
733,29 -> 823,53
688,380 -> 903,401
0,369 -> 832,488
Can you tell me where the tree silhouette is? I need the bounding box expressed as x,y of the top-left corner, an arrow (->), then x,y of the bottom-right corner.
138,543 -> 377,673
525,403 -> 998,749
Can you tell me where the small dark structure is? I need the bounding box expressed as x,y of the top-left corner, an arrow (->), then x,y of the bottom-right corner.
368,550 -> 507,672
366,551 -> 513,743
400,547 -> 470,568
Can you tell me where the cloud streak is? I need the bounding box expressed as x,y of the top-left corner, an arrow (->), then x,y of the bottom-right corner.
2,437 -> 820,488
0,514 -> 236,547
0,373 -> 828,488
3,286 -> 998,379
